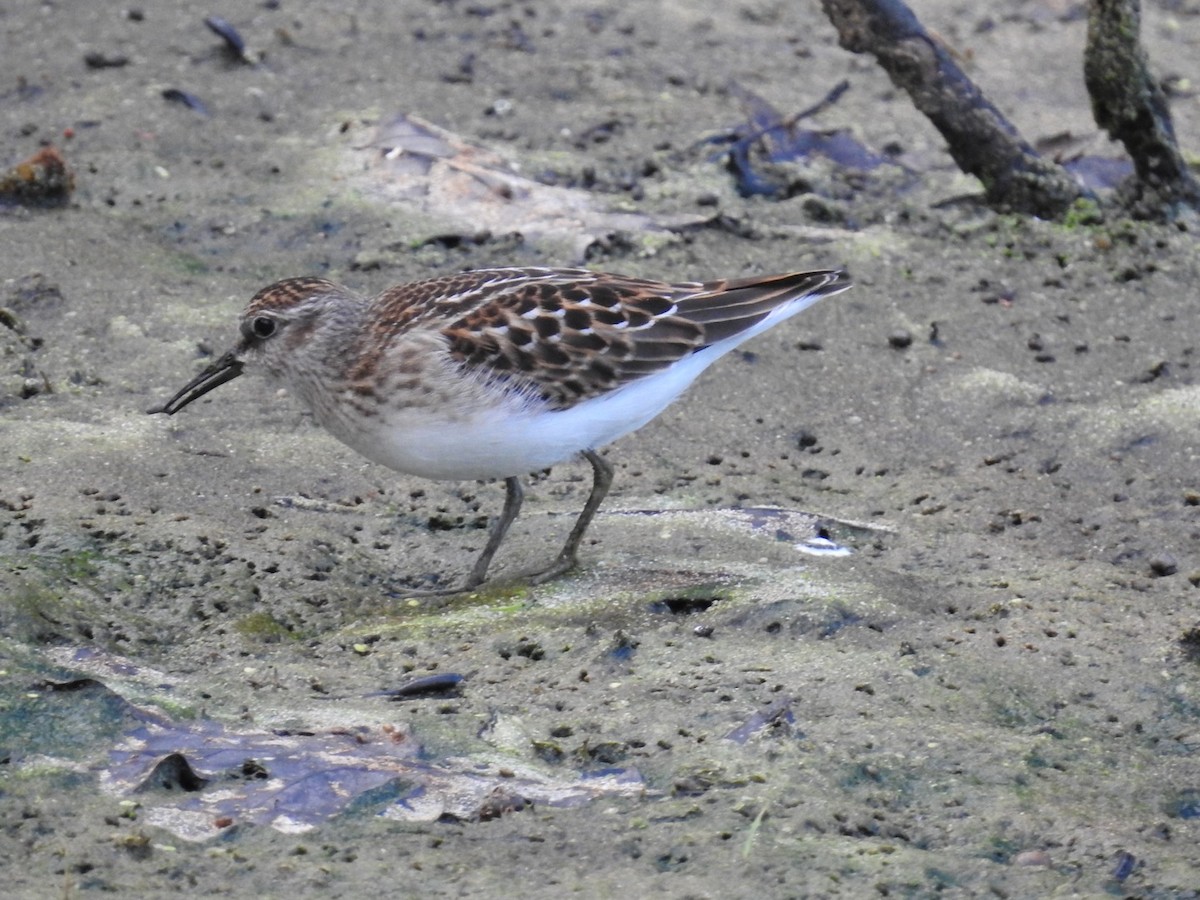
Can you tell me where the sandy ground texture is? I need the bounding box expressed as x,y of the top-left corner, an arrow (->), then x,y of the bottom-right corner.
3,1 -> 1200,896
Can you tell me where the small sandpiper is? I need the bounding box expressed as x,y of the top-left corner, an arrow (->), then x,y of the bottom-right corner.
152,266 -> 851,591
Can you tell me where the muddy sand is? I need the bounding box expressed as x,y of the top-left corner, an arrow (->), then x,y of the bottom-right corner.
2,2 -> 1199,897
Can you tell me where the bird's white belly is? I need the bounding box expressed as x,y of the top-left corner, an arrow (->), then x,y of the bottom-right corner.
328,349 -> 719,481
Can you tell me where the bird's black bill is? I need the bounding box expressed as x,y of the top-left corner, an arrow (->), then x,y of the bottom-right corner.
148,351 -> 244,415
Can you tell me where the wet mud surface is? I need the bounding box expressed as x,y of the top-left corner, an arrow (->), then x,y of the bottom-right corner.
2,2 -> 1200,896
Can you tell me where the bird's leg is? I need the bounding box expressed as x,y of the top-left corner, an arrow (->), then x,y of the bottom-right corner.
398,451 -> 610,596
394,476 -> 523,596
460,475 -> 524,590
528,449 -> 613,585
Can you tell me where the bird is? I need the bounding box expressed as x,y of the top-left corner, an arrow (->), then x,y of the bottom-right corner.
151,265 -> 851,591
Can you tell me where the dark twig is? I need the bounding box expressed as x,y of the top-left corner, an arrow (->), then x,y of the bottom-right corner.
1084,0 -> 1200,221
821,0 -> 1088,218
787,79 -> 852,128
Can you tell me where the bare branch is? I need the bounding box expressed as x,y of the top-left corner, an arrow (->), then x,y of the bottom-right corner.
821,0 -> 1088,218
1084,0 -> 1200,221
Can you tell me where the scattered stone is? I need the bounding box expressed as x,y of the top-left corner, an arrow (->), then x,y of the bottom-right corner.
1149,552 -> 1179,577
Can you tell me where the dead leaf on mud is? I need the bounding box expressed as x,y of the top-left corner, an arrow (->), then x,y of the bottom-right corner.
102,708 -> 643,840
342,113 -> 709,262
17,650 -> 646,842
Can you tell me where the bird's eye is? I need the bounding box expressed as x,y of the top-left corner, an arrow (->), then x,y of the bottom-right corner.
251,316 -> 277,339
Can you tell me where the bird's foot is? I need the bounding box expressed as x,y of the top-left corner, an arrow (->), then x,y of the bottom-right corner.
524,552 -> 579,586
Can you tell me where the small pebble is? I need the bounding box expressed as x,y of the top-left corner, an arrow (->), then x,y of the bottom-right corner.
1013,849 -> 1051,867
888,329 -> 913,349
1149,552 -> 1179,577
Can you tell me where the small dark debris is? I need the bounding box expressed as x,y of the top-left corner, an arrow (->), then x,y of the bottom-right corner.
496,638 -> 544,661
796,428 -> 818,449
162,88 -> 209,116
724,699 -> 797,744
672,774 -> 713,796
515,639 -> 545,660
580,740 -> 626,765
386,673 -> 464,700
136,753 -> 209,793
608,630 -> 639,661
0,146 -> 75,206
574,118 -> 626,148
84,52 -> 129,69
204,15 -> 254,64
426,512 -> 466,532
801,195 -> 844,223
1171,628 -> 1200,662
416,231 -> 494,250
532,740 -> 564,764
650,596 -> 718,615
887,329 -> 912,349
235,759 -> 270,780
476,786 -> 530,821
1110,849 -> 1137,882
40,677 -> 102,693
1133,360 -> 1170,383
